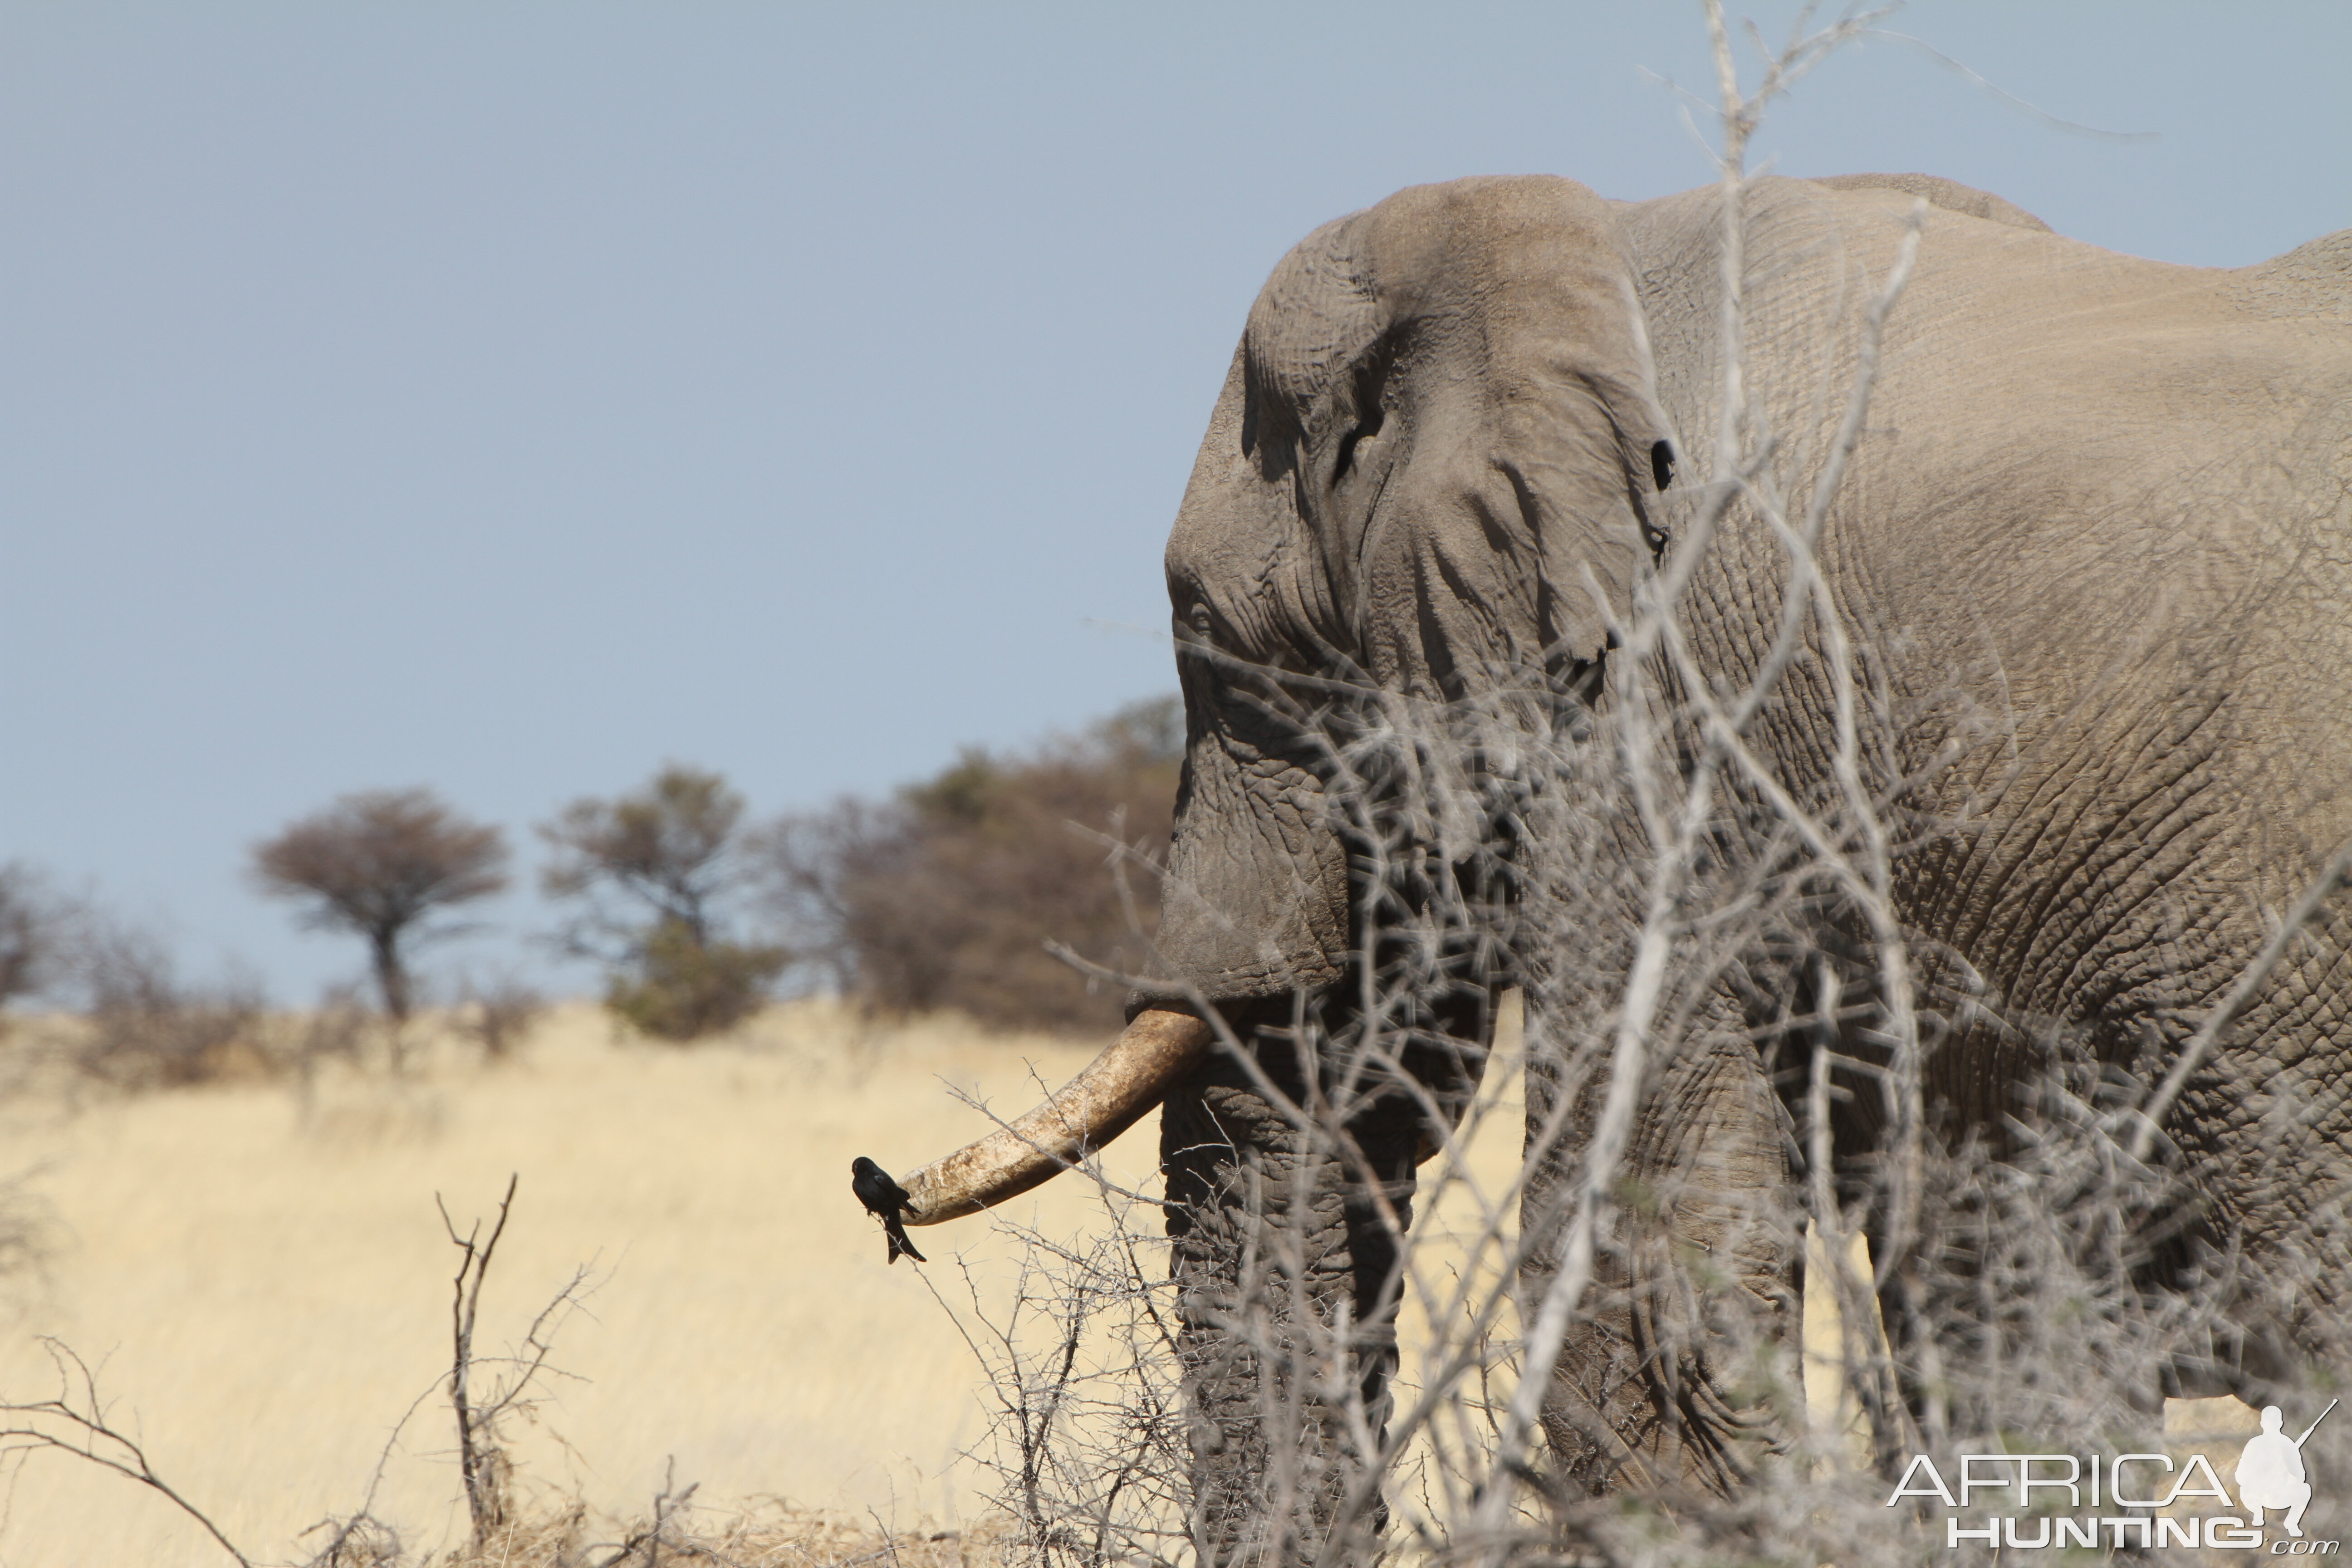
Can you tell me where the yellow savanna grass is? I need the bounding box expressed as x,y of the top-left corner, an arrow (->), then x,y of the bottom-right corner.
0,997 -> 2250,1564
0,996 -> 1527,1565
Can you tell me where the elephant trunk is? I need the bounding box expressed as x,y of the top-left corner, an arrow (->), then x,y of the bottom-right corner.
1162,1008 -> 1424,1566
895,1007 -> 1215,1225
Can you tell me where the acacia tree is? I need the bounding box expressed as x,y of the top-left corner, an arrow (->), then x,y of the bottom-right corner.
251,789 -> 510,1020
540,765 -> 786,1040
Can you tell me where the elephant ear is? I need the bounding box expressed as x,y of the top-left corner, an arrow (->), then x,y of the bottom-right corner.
1339,176 -> 1679,692
1244,216 -> 1384,448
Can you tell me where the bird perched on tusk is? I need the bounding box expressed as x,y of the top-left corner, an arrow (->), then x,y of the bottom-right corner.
849,1156 -> 926,1265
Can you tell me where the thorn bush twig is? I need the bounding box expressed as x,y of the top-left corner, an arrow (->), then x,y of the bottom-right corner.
0,1338 -> 255,1568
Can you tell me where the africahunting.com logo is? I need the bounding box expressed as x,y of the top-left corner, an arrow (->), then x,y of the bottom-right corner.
1887,1400 -> 2337,1553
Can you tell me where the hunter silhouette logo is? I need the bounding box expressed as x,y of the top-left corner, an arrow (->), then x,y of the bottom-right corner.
2240,1399 -> 2335,1540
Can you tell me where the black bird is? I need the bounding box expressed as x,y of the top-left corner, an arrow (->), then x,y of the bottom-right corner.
850,1156 -> 926,1265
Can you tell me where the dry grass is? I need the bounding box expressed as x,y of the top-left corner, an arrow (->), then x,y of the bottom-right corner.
0,996 -> 1524,1565
445,1500 -> 1012,1568
0,994 -> 2258,1565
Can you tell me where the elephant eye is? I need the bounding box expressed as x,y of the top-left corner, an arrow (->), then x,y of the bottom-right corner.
1333,405 -> 1385,480
1186,604 -> 1215,639
1650,440 -> 1676,491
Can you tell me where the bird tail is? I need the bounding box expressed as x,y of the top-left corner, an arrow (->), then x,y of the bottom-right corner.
888,1223 -> 928,1266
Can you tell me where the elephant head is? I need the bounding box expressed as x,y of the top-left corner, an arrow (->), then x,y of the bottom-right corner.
884,177 -> 1685,1563
1138,175 -> 1677,1013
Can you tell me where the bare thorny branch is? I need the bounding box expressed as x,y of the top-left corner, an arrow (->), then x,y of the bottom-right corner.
1468,8 -> 1923,1545
437,1173 -> 598,1554
950,12 -> 1938,1549
937,9 -> 2352,1568
0,1171 -> 610,1568
0,1338 -> 256,1567
441,1172 -> 522,1548
583,1455 -> 703,1568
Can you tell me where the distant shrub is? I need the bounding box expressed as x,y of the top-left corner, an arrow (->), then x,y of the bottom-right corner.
453,972 -> 549,1061
765,697 -> 1179,1035
604,918 -> 782,1042
0,862 -> 61,1027
541,765 -> 786,1041
69,925 -> 272,1090
0,887 -> 285,1093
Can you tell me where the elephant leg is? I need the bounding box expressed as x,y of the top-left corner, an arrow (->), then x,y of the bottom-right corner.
1529,996 -> 1801,1497
1161,1010 -> 1430,1567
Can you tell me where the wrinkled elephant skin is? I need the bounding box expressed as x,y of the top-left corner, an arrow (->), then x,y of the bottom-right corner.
892,171 -> 2352,1559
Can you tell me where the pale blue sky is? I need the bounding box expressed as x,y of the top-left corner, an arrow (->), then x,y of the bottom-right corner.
5,3 -> 2348,1000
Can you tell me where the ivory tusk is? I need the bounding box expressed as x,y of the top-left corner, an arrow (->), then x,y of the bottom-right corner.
896,1007 -> 1215,1225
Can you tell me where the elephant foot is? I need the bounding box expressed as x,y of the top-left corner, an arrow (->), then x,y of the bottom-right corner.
1540,1259 -> 1798,1497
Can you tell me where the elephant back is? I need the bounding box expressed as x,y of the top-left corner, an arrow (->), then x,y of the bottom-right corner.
2230,228 -> 2352,325
1808,171 -> 2051,232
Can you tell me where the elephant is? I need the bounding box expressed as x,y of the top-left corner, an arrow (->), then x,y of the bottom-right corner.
870,170 -> 2352,1561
